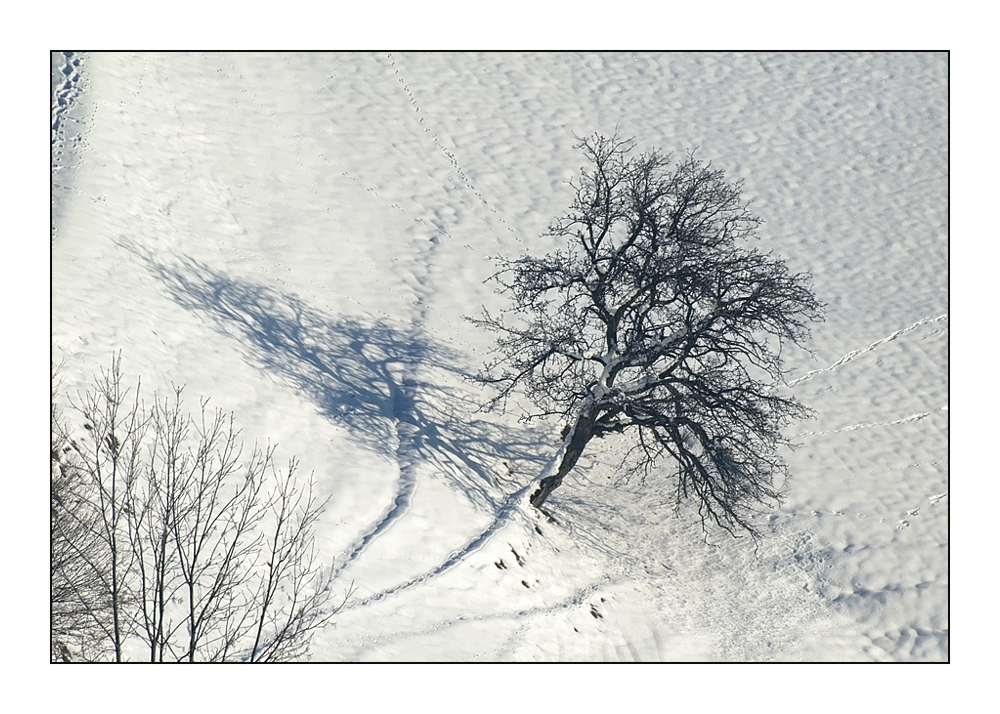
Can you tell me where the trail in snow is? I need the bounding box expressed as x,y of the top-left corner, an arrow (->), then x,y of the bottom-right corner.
51,52 -> 84,140
52,51 -> 89,241
330,55 -> 539,587
125,241 -> 536,574
338,418 -> 590,609
788,313 -> 948,387
341,484 -> 540,610
55,53 -> 947,661
316,54 -> 479,574
385,52 -> 516,240
791,408 -> 946,438
354,575 -> 614,660
122,102 -> 546,587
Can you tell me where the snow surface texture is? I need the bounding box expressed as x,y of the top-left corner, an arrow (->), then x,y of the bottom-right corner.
52,52 -> 947,661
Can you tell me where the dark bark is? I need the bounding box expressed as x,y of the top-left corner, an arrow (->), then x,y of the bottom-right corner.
473,133 -> 823,536
530,410 -> 596,508
52,356 -> 347,661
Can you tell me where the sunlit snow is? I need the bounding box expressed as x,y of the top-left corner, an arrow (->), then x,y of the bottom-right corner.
52,51 -> 947,661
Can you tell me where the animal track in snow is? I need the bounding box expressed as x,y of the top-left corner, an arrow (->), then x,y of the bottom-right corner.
896,492 -> 947,530
788,313 -> 948,387
338,168 -> 457,247
791,409 -> 943,438
385,53 -> 516,237
783,473 -> 945,530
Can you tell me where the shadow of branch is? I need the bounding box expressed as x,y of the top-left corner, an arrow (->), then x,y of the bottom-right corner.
121,239 -> 549,513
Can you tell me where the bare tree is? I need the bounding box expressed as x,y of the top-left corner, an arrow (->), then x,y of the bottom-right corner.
51,366 -> 112,661
472,134 -> 823,536
51,357 -> 146,661
51,354 -> 350,661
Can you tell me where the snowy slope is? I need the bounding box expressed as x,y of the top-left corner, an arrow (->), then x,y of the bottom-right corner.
51,51 -> 947,661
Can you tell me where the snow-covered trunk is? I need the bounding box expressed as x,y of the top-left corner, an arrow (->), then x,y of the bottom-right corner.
529,408 -> 598,509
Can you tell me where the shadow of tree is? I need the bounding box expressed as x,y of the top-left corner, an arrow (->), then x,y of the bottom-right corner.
122,240 -> 549,519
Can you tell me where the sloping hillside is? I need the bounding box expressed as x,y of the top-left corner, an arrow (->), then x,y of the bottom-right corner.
51,51 -> 947,661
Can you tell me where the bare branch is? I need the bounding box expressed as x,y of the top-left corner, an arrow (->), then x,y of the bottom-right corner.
471,134 -> 823,536
51,356 -> 347,661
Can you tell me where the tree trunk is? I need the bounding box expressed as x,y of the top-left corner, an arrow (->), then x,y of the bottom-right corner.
530,410 -> 596,509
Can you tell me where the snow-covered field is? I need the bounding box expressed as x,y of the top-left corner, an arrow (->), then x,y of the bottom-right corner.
51,51 -> 947,662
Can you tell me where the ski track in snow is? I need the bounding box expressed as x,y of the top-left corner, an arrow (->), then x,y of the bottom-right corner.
331,450 -> 419,581
344,440 -> 580,610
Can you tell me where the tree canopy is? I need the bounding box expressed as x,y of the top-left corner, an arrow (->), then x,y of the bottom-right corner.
473,133 -> 823,536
